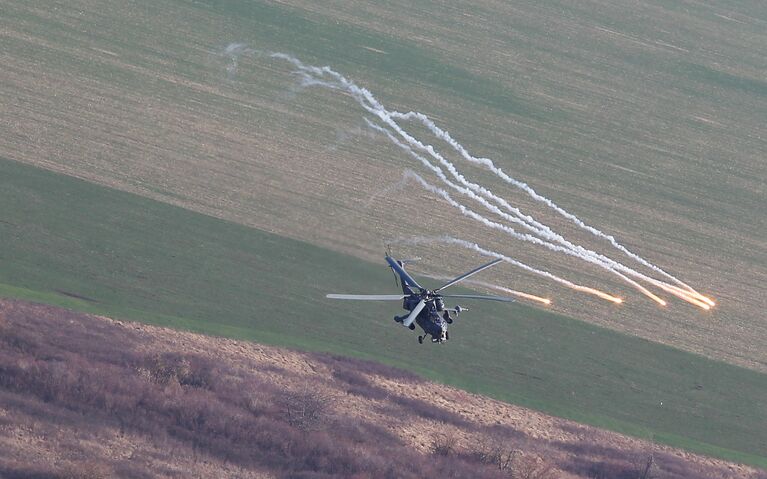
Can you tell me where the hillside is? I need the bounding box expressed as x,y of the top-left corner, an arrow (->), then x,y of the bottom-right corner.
0,298 -> 761,478
2,158 -> 766,467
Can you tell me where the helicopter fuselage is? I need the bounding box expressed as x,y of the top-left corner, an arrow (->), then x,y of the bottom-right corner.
400,289 -> 449,342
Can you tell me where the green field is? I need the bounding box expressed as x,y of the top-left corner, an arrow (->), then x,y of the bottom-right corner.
1,157 -> 765,467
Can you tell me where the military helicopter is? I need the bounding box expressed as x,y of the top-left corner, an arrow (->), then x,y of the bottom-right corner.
326,255 -> 516,344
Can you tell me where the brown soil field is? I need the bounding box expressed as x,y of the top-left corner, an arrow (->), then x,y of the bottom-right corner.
1,298 -> 762,478
0,0 -> 765,372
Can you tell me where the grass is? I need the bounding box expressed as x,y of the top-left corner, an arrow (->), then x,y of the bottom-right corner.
1,157 -> 765,468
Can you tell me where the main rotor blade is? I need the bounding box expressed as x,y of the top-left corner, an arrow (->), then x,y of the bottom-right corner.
440,294 -> 516,303
402,299 -> 426,327
326,294 -> 407,301
385,255 -> 423,290
434,258 -> 503,292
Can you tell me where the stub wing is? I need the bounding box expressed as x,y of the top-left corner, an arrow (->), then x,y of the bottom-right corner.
326,294 -> 407,301
440,294 -> 516,303
402,299 -> 426,327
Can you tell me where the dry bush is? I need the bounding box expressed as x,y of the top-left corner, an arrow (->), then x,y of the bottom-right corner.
430,432 -> 458,457
512,454 -> 557,479
583,462 -> 627,479
57,461 -> 112,479
631,450 -> 659,479
140,352 -> 213,388
282,387 -> 333,431
471,439 -> 519,473
651,450 -> 734,479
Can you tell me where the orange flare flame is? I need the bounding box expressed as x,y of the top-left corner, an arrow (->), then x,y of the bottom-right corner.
645,280 -> 712,310
572,285 -> 623,304
489,285 -> 552,305
511,291 -> 553,305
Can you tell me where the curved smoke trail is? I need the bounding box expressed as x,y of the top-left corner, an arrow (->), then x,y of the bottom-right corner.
388,110 -> 709,303
222,45 -> 713,309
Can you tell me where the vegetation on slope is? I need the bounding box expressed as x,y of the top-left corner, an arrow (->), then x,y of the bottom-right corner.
2,299 -> 760,478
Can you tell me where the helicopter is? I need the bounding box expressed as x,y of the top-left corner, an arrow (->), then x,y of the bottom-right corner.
326,254 -> 516,344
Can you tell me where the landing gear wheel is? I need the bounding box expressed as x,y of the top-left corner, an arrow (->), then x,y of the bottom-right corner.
418,335 -> 423,344
445,331 -> 450,340
408,323 -> 416,330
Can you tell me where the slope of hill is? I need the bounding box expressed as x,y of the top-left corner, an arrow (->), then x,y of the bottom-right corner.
0,298 -> 761,478
2,157 -> 766,467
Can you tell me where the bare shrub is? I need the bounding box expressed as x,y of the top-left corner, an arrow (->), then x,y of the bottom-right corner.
632,450 -> 659,479
469,437 -> 519,473
431,432 -> 458,457
651,450 -> 732,479
0,463 -> 55,479
140,353 -> 213,388
57,461 -> 112,479
512,454 -> 557,479
1,329 -> 39,354
282,387 -> 333,431
584,462 -> 627,479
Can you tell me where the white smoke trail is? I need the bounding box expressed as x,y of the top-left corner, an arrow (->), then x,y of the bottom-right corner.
362,112 -> 669,304
264,53 -> 674,294
389,110 -> 707,300
276,55 -> 560,245
221,43 -> 257,79
395,236 -> 624,303
363,117 -> 665,299
223,45 -> 712,308
399,168 -> 667,305
389,140 -> 705,308
364,118 -> 555,237
419,272 -> 552,305
270,51 -> 709,307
